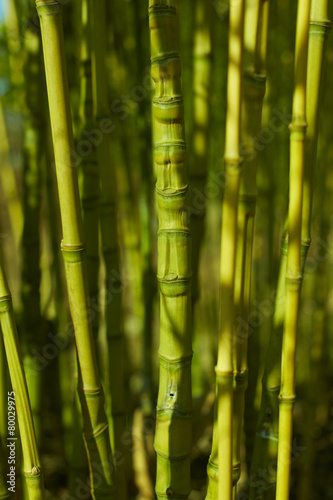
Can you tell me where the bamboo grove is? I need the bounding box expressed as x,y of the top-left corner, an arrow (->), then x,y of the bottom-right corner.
0,0 -> 333,499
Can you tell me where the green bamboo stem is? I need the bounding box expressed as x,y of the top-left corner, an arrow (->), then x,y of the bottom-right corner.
43,126 -> 72,463
0,252 -> 44,499
132,0 -> 155,419
68,386 -> 91,499
232,0 -> 269,492
5,0 -> 24,91
68,1 -> 99,493
149,1 -> 192,498
298,8 -> 332,497
297,187 -> 328,500
20,18 -> 44,446
89,2 -> 127,497
188,0 -> 212,305
276,1 -> 311,498
189,0 -> 213,404
207,2 -> 245,499
249,3 -> 331,497
78,0 -> 100,344
36,1 -> 117,497
302,0 -> 332,244
249,235 -> 287,499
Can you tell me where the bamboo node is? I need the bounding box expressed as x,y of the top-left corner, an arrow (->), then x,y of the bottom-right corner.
148,5 -> 176,16
289,120 -> 307,133
163,273 -> 178,281
285,275 -> 303,285
233,369 -> 248,388
309,19 -> 332,31
278,394 -> 296,405
35,0 -> 60,16
83,422 -> 109,440
224,156 -> 244,171
156,185 -> 189,197
61,243 -> 86,262
215,368 -> 233,381
0,294 -> 12,312
154,446 -> 190,461
77,384 -> 103,397
158,352 -> 193,367
232,462 -> 241,484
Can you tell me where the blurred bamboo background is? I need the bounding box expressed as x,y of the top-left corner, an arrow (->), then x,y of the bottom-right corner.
0,0 -> 333,499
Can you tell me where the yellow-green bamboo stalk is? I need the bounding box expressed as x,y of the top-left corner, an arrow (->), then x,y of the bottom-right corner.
67,0 -> 99,493
276,1 -> 311,498
89,1 -> 127,497
249,3 -> 330,496
5,0 -> 24,91
302,0 -> 331,244
78,0 -> 100,344
149,1 -> 192,498
207,2 -> 245,499
249,233 -> 287,499
188,0 -> 213,402
132,0 -> 155,420
68,379 -> 90,498
36,1 -> 117,497
298,7 -> 332,497
0,252 -> 44,499
231,0 -> 269,494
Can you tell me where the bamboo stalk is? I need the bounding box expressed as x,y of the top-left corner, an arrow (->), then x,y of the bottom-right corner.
20,17 -> 44,446
249,2 -> 330,495
302,0 -> 332,244
132,0 -> 155,420
67,0 -> 99,492
249,235 -> 287,499
188,0 -> 213,403
0,252 -> 44,499
89,1 -> 127,497
188,0 -> 212,306
206,2 -> 245,499
276,1 -> 312,498
232,0 -> 269,492
149,1 -> 192,497
78,0 -> 100,345
36,1 -> 117,497
298,7 -> 332,497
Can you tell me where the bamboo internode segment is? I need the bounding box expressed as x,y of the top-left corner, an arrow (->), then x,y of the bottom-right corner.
188,0 -> 212,305
89,0 -> 127,496
206,2 -> 268,495
149,1 -> 192,498
302,3 -> 332,243
78,0 -> 100,343
250,235 -> 287,500
21,8 -> 44,445
276,0 -> 312,499
0,256 -> 44,499
208,1 -> 245,499
36,1 -> 117,497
